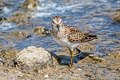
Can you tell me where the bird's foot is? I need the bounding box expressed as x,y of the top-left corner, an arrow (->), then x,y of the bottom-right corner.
69,63 -> 74,68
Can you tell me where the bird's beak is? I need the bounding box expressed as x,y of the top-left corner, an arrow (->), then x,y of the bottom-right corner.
56,25 -> 60,31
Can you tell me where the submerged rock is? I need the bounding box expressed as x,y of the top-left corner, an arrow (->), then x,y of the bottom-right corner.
9,31 -> 31,39
15,46 -> 52,73
109,33 -> 120,40
6,31 -> 31,42
33,26 -> 50,37
6,12 -> 30,25
20,0 -> 40,11
111,10 -> 120,23
0,1 -> 13,7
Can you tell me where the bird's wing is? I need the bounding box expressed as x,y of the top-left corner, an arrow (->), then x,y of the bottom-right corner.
67,27 -> 97,43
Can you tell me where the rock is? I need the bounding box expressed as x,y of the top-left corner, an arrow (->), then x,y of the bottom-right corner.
6,12 -> 30,25
0,1 -> 13,7
104,51 -> 120,72
8,31 -> 31,39
0,49 -> 19,67
78,55 -> 104,65
88,55 -> 104,62
109,51 -> 120,59
5,31 -> 31,43
0,49 -> 19,60
33,26 -> 50,37
0,43 -> 3,49
109,33 -> 120,40
0,17 -> 7,24
20,0 -> 40,11
77,43 -> 96,52
111,10 -> 120,23
15,46 -> 52,73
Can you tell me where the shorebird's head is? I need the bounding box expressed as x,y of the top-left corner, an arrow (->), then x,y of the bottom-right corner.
52,16 -> 62,26
52,16 -> 62,31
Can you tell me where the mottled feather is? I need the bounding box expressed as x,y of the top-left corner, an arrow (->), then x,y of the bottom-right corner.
63,26 -> 97,43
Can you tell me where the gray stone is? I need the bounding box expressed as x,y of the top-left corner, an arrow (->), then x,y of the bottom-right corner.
15,46 -> 51,73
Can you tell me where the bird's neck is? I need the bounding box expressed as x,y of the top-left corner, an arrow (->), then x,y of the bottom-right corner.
52,23 -> 63,32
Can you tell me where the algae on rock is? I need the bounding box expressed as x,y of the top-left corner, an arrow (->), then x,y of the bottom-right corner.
33,26 -> 50,37
20,0 -> 40,11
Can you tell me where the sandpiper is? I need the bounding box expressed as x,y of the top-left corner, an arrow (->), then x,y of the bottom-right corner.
51,16 -> 97,67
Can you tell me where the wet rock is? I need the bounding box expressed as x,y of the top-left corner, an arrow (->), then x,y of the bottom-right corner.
109,51 -> 120,59
0,1 -> 13,7
77,44 -> 96,52
5,31 -> 31,44
0,49 -> 18,60
104,51 -> 120,72
0,49 -> 19,67
15,46 -> 52,73
88,55 -> 104,62
111,10 -> 120,23
114,33 -> 120,39
109,33 -> 120,40
114,46 -> 120,51
0,43 -> 3,49
5,31 -> 31,43
116,33 -> 120,37
79,55 -> 104,64
0,17 -> 7,23
33,26 -> 50,37
102,40 -> 115,45
8,31 -> 31,39
20,0 -> 40,11
63,0 -> 73,5
6,12 -> 30,25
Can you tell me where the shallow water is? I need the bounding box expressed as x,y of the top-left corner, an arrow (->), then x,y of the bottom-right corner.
0,0 -> 120,56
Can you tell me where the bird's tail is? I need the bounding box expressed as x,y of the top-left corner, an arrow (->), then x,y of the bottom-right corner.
84,33 -> 97,41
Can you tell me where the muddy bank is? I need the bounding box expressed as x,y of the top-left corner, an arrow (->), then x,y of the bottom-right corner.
0,46 -> 119,80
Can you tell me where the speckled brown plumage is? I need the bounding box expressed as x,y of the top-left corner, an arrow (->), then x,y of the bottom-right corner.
68,27 -> 97,43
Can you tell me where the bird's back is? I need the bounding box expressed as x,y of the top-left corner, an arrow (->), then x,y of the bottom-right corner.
65,25 -> 97,43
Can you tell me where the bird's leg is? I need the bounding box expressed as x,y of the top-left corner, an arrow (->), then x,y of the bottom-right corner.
76,48 -> 81,54
70,50 -> 74,68
68,48 -> 74,68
